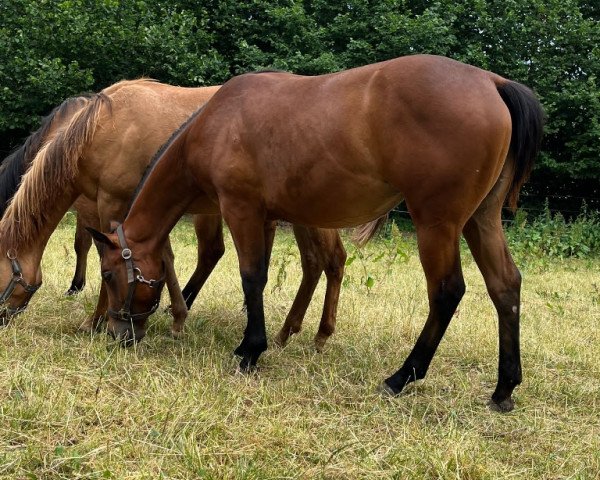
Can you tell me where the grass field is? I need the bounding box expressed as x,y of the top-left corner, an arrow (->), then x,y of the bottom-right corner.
1,215 -> 599,479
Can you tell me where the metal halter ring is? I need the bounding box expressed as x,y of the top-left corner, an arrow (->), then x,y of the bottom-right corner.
121,248 -> 132,260
6,249 -> 17,261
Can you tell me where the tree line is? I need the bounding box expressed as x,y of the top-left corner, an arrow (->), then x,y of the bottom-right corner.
1,0 -> 598,211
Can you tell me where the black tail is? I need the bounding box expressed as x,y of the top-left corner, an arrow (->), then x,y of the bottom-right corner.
496,81 -> 545,210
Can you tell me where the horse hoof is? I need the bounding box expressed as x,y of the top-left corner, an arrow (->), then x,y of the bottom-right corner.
78,321 -> 94,333
237,357 -> 258,373
314,334 -> 328,353
488,397 -> 515,413
376,381 -> 398,397
170,328 -> 183,339
272,331 -> 288,348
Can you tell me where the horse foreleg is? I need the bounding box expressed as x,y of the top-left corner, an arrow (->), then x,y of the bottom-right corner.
181,215 -> 225,310
66,213 -> 93,295
224,205 -> 269,371
163,238 -> 188,337
382,222 -> 465,396
78,277 -> 108,333
463,196 -> 522,412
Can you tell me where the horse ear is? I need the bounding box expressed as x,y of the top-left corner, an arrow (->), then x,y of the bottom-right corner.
86,227 -> 118,249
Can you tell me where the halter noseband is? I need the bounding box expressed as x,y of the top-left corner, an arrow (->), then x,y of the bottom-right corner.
0,249 -> 41,316
107,225 -> 165,323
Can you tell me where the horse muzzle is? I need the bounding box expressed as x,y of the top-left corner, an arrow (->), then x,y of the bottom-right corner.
107,319 -> 146,347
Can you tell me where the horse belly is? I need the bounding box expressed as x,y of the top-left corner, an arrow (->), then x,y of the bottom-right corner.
266,173 -> 402,228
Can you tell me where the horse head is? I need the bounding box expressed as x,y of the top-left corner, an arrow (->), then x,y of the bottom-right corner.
0,248 -> 42,324
87,224 -> 165,346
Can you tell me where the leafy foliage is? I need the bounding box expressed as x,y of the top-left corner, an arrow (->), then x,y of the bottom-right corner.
1,0 -> 598,204
506,201 -> 600,260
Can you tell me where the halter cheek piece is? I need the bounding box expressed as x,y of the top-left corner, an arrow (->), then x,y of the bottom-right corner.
107,225 -> 165,323
0,249 -> 42,316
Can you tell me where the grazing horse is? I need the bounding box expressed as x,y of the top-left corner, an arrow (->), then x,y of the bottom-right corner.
0,80 -> 346,349
0,97 -> 93,295
91,55 -> 544,411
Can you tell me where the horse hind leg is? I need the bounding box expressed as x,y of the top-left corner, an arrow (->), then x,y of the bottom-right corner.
463,188 -> 522,412
274,226 -> 346,352
273,225 -> 325,348
314,230 -> 346,352
66,213 -> 93,295
181,215 -> 225,310
383,221 -> 465,396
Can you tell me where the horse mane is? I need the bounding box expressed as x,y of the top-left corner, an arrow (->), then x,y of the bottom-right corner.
0,92 -> 111,250
128,104 -> 207,213
0,95 -> 92,217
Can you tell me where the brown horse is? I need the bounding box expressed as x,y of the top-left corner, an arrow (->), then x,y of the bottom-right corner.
91,54 -> 544,411
0,80 -> 346,349
0,96 -> 93,295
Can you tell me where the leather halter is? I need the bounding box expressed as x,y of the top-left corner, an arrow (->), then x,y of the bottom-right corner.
0,249 -> 41,316
107,225 -> 165,323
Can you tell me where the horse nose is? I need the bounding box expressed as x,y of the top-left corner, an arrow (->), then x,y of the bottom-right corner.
108,322 -> 145,347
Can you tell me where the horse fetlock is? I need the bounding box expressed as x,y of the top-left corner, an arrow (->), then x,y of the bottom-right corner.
65,281 -> 85,296
170,324 -> 184,339
273,329 -> 290,348
234,335 -> 267,359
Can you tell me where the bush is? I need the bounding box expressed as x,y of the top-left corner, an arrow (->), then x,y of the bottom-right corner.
506,201 -> 600,259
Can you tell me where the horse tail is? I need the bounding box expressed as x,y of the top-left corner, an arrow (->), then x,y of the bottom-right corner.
496,80 -> 545,211
0,95 -> 91,216
352,213 -> 388,246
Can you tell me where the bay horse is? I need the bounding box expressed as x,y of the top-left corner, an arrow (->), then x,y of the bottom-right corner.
0,80 -> 346,349
91,55 -> 543,411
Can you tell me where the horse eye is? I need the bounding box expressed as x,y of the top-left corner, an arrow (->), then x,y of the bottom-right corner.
102,271 -> 113,282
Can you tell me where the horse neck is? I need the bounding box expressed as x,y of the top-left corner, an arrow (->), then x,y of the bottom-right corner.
124,137 -> 197,253
0,186 -> 80,267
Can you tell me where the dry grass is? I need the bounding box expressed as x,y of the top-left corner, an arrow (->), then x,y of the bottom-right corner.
0,214 -> 598,479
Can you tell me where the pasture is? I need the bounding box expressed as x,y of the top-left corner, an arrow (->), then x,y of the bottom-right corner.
1,214 -> 598,479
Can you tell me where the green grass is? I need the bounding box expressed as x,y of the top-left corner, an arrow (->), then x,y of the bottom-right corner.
1,215 -> 599,479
